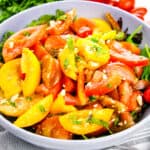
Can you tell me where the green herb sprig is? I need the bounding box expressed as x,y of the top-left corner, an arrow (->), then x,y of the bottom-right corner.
141,44 -> 150,81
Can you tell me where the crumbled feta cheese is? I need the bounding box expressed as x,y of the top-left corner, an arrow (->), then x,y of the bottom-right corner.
10,94 -> 19,102
60,89 -> 66,96
9,41 -> 14,49
136,95 -> 143,106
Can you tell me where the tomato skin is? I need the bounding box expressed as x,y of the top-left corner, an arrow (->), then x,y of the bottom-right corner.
118,0 -> 135,11
143,87 -> 150,104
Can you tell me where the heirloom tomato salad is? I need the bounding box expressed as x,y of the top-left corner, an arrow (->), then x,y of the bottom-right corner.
0,9 -> 150,140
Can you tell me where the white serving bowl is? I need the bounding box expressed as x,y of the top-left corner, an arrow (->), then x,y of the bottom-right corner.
0,1 -> 150,150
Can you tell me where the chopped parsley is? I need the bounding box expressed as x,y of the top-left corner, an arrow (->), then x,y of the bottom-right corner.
27,9 -> 66,27
63,58 -> 69,69
67,37 -> 74,51
87,116 -> 112,134
26,96 -> 32,101
114,117 -> 120,126
39,105 -> 46,112
69,115 -> 82,125
9,101 -> 16,107
23,31 -> 31,36
130,111 -> 138,121
126,25 -> 142,45
89,96 -> 97,102
81,135 -> 88,140
141,44 -> 150,81
56,9 -> 66,21
107,83 -> 112,88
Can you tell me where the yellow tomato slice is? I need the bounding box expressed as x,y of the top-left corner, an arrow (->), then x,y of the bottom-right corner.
21,48 -> 41,96
0,59 -> 22,98
76,38 -> 110,65
51,92 -> 77,114
14,94 -> 53,128
59,108 -> 114,135
59,38 -> 77,80
92,18 -> 112,33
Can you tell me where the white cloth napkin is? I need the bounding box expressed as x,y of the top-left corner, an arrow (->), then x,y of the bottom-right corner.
0,124 -> 150,150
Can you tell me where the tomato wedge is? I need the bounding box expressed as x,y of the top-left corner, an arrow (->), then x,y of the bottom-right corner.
105,62 -> 137,84
107,40 -> 149,67
71,17 -> 95,37
85,73 -> 121,96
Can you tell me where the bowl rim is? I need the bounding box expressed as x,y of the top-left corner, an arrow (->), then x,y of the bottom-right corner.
0,0 -> 150,149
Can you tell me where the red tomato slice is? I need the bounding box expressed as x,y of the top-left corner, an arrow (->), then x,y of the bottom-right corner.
32,41 -> 48,60
107,40 -> 149,67
63,75 -> 76,93
85,73 -> 121,96
77,68 -> 88,105
119,80 -> 133,106
105,62 -> 137,84
64,93 -> 78,105
77,26 -> 93,38
71,17 -> 95,37
3,25 -> 46,62
44,35 -> 66,51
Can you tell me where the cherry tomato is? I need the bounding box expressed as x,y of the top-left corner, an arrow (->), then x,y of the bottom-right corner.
118,0 -> 135,11
143,86 -> 150,104
130,7 -> 147,20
